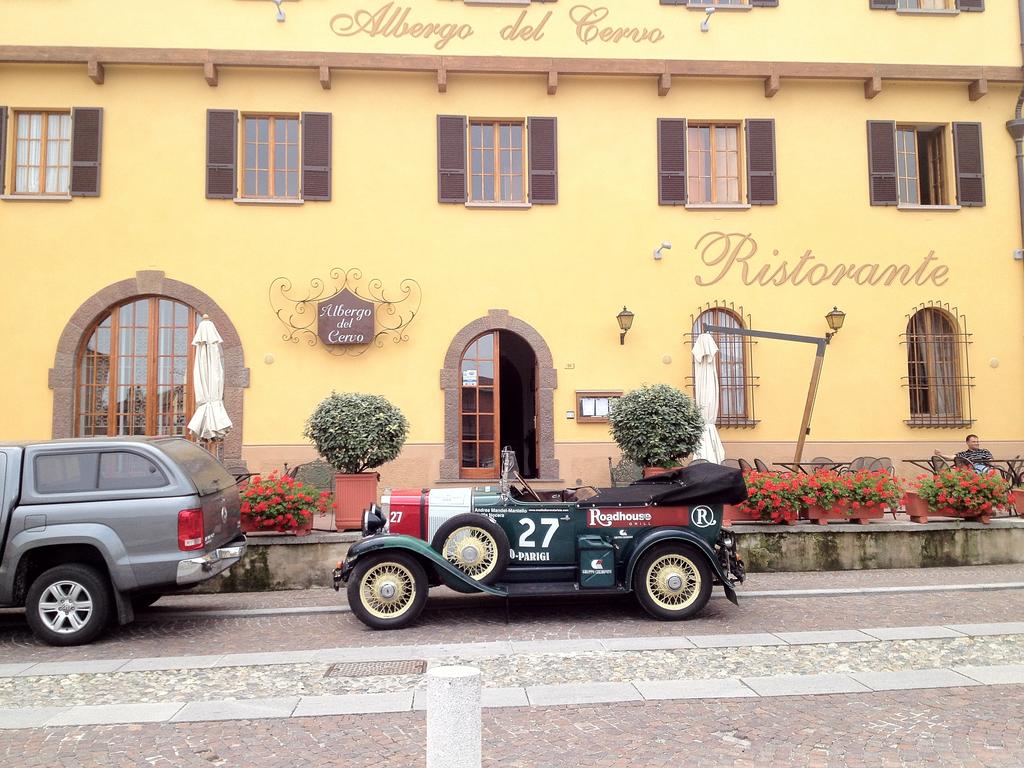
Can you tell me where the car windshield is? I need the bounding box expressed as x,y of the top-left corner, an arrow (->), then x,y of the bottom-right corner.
157,439 -> 233,496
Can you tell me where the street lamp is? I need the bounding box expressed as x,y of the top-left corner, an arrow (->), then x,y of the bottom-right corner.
616,307 -> 634,345
825,306 -> 846,342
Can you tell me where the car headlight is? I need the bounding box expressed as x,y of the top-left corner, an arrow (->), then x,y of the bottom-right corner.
362,504 -> 386,536
720,533 -> 735,550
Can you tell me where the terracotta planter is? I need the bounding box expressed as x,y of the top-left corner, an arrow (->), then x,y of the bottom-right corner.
904,492 -> 930,524
724,504 -> 797,525
904,492 -> 992,524
1012,489 -> 1024,516
806,502 -> 885,526
334,472 -> 378,531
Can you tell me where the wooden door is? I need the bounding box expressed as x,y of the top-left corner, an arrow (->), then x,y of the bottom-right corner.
460,332 -> 500,478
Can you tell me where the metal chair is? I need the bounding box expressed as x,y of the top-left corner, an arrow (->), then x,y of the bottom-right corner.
754,458 -> 771,472
609,456 -> 643,487
847,456 -> 875,473
929,454 -> 949,475
688,458 -> 709,465
721,459 -> 741,470
737,458 -> 753,473
867,457 -> 895,475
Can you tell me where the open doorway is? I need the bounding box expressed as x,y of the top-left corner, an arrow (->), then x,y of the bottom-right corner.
459,330 -> 538,479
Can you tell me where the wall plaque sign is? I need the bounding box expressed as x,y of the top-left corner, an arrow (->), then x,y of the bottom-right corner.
270,267 -> 422,357
318,289 -> 375,345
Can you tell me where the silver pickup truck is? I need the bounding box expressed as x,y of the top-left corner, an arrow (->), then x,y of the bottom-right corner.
0,437 -> 246,646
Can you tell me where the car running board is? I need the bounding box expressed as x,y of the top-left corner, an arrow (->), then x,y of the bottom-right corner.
498,582 -> 628,598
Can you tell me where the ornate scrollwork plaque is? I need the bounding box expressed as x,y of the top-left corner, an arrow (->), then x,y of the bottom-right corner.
270,268 -> 421,357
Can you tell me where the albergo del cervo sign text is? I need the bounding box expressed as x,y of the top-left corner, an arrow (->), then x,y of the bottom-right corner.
318,289 -> 375,345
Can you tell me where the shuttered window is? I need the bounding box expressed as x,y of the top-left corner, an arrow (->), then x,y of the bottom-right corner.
206,110 -> 331,201
13,111 -> 71,195
438,114 -> 557,206
470,121 -> 524,203
659,118 -> 776,206
243,116 -> 299,199
867,120 -> 984,207
871,0 -> 984,11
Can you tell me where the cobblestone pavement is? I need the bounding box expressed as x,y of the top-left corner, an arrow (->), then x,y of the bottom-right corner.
2,686 -> 1022,767
3,585 -> 1024,662
2,567 -> 1024,766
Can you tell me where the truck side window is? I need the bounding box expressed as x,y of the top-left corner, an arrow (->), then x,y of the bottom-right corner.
98,452 -> 168,491
34,453 -> 100,494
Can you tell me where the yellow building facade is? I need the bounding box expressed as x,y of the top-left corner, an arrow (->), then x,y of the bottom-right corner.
2,0 -> 1023,488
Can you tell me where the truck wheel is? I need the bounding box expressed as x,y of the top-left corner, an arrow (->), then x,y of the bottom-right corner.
25,564 -> 112,646
633,543 -> 712,621
431,514 -> 510,585
347,552 -> 428,630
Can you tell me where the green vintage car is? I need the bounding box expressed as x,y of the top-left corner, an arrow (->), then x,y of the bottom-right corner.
334,450 -> 747,630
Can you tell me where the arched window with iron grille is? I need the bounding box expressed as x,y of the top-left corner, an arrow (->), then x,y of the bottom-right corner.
689,303 -> 758,427
902,304 -> 973,428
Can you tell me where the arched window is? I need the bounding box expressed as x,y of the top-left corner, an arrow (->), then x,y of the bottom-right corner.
692,306 -> 754,425
76,297 -> 198,437
905,306 -> 970,426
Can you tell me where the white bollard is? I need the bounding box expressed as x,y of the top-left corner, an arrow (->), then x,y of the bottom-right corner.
426,665 -> 482,768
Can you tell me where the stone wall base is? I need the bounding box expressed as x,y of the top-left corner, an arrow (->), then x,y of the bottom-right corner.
198,521 -> 1024,592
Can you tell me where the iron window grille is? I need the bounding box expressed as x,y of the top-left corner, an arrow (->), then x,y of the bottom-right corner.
900,302 -> 973,428
685,302 -> 759,427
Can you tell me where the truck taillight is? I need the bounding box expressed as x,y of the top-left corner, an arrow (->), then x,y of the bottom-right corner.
178,508 -> 205,551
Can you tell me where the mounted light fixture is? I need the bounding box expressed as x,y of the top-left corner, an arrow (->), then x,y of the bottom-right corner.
617,306 -> 634,345
700,6 -> 716,32
824,306 -> 846,342
653,242 -> 672,261
272,0 -> 286,22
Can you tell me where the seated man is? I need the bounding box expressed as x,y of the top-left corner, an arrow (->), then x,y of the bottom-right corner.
935,434 -> 994,474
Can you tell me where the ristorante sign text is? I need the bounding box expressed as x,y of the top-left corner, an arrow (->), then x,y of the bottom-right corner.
693,232 -> 951,288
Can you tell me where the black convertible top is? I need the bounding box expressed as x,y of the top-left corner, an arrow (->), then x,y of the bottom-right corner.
584,462 -> 748,507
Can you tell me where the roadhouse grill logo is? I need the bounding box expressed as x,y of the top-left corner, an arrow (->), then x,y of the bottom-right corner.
588,508 -> 688,528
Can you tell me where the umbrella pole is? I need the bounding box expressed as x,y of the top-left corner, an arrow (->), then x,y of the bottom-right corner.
794,347 -> 826,464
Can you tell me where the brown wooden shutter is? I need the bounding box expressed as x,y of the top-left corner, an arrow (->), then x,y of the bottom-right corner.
867,120 -> 898,206
301,112 -> 331,201
750,0 -> 779,7
869,0 -> 897,8
206,109 -> 237,199
70,107 -> 102,197
953,122 -> 985,207
437,114 -> 466,204
957,0 -> 984,11
528,116 -> 558,205
745,119 -> 777,205
658,118 -> 686,205
0,107 -> 6,196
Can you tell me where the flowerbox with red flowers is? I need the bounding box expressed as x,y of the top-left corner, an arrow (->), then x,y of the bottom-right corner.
909,468 -> 1011,525
240,471 -> 332,536
803,469 -> 903,525
731,471 -> 803,524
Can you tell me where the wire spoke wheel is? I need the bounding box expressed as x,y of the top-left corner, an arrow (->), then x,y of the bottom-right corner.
359,562 -> 417,620
442,527 -> 499,579
645,554 -> 700,611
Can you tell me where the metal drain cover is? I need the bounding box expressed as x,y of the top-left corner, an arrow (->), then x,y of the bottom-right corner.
325,660 -> 427,678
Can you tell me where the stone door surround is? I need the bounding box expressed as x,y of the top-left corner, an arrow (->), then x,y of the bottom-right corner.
439,309 -> 558,481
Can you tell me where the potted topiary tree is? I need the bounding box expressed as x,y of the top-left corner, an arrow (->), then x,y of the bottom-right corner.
608,383 -> 704,477
304,392 -> 409,531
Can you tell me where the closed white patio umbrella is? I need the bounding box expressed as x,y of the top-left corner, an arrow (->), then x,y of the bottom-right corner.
187,314 -> 233,443
692,332 -> 725,464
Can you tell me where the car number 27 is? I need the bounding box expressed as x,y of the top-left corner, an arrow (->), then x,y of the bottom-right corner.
517,517 -> 559,548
